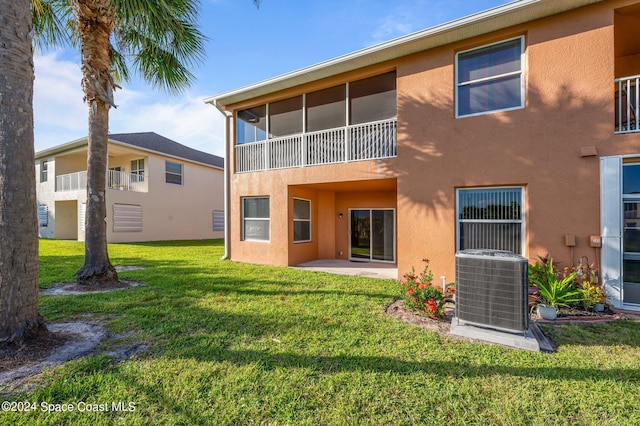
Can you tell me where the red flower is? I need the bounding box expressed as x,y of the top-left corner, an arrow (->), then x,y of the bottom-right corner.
407,288 -> 415,296
417,283 -> 427,290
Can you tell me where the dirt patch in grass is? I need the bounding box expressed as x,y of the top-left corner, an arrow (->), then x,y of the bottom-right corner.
41,279 -> 144,296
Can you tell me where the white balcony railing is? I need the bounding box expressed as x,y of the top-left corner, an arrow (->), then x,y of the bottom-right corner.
616,75 -> 639,134
235,117 -> 397,173
56,170 -> 87,192
56,170 -> 145,192
107,169 -> 145,192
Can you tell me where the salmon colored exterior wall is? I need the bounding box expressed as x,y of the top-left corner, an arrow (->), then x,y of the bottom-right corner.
224,0 -> 640,284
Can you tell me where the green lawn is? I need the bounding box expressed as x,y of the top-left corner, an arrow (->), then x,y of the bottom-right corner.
2,239 -> 640,425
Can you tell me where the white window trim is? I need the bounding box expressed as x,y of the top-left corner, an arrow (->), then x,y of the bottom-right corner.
455,186 -> 526,256
242,196 -> 270,242
40,160 -> 48,183
293,197 -> 312,243
131,158 -> 145,180
455,36 -> 525,119
165,161 -> 183,185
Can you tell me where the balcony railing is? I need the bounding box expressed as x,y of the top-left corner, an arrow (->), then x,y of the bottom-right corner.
56,170 -> 145,192
56,171 -> 87,192
235,118 -> 397,173
616,75 -> 639,134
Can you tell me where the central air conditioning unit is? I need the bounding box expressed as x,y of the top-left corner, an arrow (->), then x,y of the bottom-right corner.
455,249 -> 529,334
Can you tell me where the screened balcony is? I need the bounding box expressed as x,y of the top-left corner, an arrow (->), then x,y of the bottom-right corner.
616,75 -> 639,134
235,71 -> 397,173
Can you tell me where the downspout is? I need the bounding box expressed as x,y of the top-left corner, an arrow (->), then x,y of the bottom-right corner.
213,100 -> 232,260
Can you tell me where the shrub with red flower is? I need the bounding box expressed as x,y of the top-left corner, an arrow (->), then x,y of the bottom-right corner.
399,259 -> 448,319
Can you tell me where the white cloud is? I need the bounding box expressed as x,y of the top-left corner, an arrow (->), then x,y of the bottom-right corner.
33,52 -> 225,157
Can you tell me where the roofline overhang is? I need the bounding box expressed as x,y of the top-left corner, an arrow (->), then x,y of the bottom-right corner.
204,0 -> 604,110
35,137 -> 223,171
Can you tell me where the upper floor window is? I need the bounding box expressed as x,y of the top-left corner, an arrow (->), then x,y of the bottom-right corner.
131,159 -> 145,182
40,160 -> 48,183
165,161 -> 183,185
456,37 -> 524,118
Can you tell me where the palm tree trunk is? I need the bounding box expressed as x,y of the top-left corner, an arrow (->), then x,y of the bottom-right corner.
73,0 -> 118,286
0,0 -> 44,341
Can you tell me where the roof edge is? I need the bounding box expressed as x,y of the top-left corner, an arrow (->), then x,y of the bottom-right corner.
205,0 -> 604,110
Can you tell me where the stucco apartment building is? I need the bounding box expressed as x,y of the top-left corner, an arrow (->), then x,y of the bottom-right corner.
35,132 -> 224,243
207,0 -> 640,312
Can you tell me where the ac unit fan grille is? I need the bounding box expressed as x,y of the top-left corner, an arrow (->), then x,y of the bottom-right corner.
455,250 -> 528,333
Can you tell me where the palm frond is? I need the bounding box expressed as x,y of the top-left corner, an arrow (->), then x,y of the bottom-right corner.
112,0 -> 207,93
32,0 -> 78,52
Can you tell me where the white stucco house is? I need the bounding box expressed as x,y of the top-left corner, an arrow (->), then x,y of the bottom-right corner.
35,132 -> 224,242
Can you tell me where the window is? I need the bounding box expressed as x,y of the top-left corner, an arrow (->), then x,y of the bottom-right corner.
293,198 -> 311,242
213,210 -> 224,231
37,205 -> 48,227
457,187 -> 524,254
131,159 -> 145,182
456,37 -> 524,117
165,161 -> 183,185
243,197 -> 270,241
113,204 -> 142,232
40,160 -> 48,183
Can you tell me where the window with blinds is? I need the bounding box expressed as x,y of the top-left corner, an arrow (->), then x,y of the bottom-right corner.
457,187 -> 524,254
213,210 -> 224,231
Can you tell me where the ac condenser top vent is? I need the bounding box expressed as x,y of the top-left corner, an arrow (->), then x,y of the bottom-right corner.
455,249 -> 528,333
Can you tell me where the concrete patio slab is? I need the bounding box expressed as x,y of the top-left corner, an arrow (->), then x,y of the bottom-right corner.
292,259 -> 398,280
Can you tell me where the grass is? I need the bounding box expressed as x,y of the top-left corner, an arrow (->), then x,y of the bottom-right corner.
2,239 -> 640,425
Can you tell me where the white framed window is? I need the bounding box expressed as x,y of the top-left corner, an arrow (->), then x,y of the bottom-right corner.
165,161 -> 183,185
456,36 -> 525,118
131,159 -> 145,182
242,197 -> 270,241
38,205 -> 48,227
293,198 -> 311,243
40,160 -> 48,183
213,210 -> 224,231
456,186 -> 525,255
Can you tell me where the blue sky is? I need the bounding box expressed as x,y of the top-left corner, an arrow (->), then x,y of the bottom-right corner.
33,0 -> 512,156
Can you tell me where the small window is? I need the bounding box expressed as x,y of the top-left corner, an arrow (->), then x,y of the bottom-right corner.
131,159 -> 145,182
38,205 -> 48,227
457,187 -> 524,255
165,161 -> 183,185
40,160 -> 48,183
213,210 -> 224,231
293,198 -> 311,242
456,37 -> 524,117
243,197 -> 270,241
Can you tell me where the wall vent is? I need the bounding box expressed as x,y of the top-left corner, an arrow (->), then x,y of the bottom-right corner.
455,249 -> 528,334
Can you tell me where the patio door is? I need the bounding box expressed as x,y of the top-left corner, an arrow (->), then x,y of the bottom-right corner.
349,209 -> 395,262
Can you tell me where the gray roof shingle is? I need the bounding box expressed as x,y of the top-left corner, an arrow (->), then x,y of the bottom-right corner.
108,132 -> 223,169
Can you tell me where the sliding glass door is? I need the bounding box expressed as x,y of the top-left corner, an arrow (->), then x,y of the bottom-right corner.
350,209 -> 395,262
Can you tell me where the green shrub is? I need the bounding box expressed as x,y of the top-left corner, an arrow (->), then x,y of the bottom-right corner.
399,259 -> 450,318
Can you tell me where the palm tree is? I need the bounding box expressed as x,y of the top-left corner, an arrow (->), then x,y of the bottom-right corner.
32,0 -> 217,286
0,0 -> 43,340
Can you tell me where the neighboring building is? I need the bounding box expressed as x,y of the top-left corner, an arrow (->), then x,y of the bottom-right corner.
207,0 -> 640,312
35,132 -> 224,243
